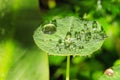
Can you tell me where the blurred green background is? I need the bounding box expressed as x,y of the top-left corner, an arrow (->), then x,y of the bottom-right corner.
0,0 -> 120,80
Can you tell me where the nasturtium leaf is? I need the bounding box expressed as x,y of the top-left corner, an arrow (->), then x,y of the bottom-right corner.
33,16 -> 106,56
99,65 -> 120,80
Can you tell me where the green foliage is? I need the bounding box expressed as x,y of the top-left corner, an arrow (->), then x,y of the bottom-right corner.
0,0 -> 120,80
33,16 -> 106,56
6,47 -> 49,80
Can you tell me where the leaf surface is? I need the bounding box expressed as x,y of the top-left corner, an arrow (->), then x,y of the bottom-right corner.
33,16 -> 106,56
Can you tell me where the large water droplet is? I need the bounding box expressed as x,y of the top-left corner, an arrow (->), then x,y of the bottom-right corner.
42,23 -> 56,34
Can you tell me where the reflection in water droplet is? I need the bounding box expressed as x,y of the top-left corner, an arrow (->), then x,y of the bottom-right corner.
42,23 -> 56,34
92,21 -> 97,30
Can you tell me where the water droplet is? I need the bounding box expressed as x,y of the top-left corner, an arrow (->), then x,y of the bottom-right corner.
81,29 -> 85,33
92,21 -> 97,30
56,44 -> 62,51
66,32 -> 72,38
104,68 -> 114,76
79,46 -> 84,49
42,23 -> 56,34
74,31 -> 81,40
85,32 -> 91,41
58,39 -> 62,44
64,32 -> 72,49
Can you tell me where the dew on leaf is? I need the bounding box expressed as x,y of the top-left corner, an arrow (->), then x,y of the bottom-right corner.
74,31 -> 81,40
92,21 -> 97,30
79,46 -> 84,49
65,32 -> 72,43
56,44 -> 62,51
42,23 -> 56,34
58,39 -> 62,44
85,32 -> 91,41
81,29 -> 85,33
64,32 -> 72,49
33,16 -> 106,56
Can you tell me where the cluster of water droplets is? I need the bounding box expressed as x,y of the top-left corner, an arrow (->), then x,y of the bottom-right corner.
40,18 -> 106,55
56,20 -> 106,53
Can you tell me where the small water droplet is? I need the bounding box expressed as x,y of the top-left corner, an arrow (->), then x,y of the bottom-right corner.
66,32 -> 72,37
56,44 -> 62,51
58,39 -> 62,44
42,23 -> 56,34
65,32 -> 72,43
64,32 -> 72,49
74,31 -> 81,40
85,32 -> 91,41
81,29 -> 85,33
79,46 -> 84,49
92,21 -> 97,30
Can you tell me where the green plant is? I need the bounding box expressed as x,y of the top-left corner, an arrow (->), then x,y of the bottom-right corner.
33,16 -> 106,80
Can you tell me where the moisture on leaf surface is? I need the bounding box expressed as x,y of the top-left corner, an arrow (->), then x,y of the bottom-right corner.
33,16 -> 106,56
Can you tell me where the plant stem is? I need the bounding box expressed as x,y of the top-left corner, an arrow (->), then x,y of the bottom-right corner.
66,55 -> 70,80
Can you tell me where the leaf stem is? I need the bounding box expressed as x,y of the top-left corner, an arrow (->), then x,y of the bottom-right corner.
66,55 -> 70,80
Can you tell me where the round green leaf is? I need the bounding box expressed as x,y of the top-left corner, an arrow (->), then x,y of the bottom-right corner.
33,16 -> 106,56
